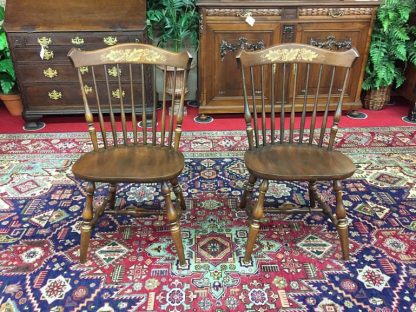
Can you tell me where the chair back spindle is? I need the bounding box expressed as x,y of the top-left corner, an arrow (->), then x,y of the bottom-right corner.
237,43 -> 358,151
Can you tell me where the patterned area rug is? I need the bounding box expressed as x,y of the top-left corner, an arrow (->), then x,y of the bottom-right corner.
0,127 -> 415,312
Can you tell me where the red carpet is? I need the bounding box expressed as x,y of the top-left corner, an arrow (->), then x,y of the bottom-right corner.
0,99 -> 414,134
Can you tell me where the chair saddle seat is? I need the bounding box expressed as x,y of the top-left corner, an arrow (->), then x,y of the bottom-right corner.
72,145 -> 184,183
244,144 -> 356,181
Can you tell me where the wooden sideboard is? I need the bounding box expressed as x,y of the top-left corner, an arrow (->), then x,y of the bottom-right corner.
196,0 -> 380,117
4,0 -> 151,130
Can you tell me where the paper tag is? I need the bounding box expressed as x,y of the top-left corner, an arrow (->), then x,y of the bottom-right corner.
40,46 -> 45,60
245,15 -> 255,26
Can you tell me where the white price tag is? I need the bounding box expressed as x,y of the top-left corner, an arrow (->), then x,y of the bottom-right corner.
40,46 -> 45,60
245,14 -> 255,27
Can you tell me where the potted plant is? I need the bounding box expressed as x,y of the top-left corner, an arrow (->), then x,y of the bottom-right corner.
146,0 -> 199,114
0,5 -> 22,116
362,0 -> 416,110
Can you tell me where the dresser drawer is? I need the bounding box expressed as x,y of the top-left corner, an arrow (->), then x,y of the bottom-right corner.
16,64 -> 78,83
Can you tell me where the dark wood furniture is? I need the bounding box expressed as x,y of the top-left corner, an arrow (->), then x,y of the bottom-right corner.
4,0 -> 150,130
397,12 -> 416,122
68,43 -> 192,265
196,0 -> 380,118
237,43 -> 358,262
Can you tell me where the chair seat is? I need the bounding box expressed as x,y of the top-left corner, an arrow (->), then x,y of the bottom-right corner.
244,144 -> 356,181
72,145 -> 184,183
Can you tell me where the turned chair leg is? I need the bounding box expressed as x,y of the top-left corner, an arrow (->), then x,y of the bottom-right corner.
80,182 -> 95,263
239,174 -> 257,210
108,183 -> 117,210
334,180 -> 350,260
244,179 -> 268,264
162,182 -> 186,266
171,178 -> 186,211
308,181 -> 317,210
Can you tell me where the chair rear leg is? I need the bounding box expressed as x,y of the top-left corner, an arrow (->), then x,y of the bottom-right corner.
80,182 -> 95,263
244,179 -> 268,264
108,183 -> 117,210
334,180 -> 349,260
239,174 -> 257,210
171,178 -> 186,211
162,182 -> 186,266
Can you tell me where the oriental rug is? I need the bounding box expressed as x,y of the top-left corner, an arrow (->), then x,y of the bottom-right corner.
0,127 -> 415,312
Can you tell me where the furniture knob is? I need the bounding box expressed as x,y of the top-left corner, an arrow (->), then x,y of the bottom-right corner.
37,36 -> 52,47
71,36 -> 85,45
48,90 -> 62,100
103,36 -> 118,46
83,85 -> 93,94
112,89 -> 125,99
79,66 -> 89,75
43,67 -> 58,78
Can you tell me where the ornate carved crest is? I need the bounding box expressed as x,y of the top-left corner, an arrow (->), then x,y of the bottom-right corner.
263,48 -> 318,62
102,48 -> 167,63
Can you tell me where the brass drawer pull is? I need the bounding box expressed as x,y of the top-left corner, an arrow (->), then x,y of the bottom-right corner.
79,66 -> 89,75
42,49 -> 54,60
43,67 -> 58,78
48,90 -> 62,100
71,36 -> 85,45
103,36 -> 118,46
108,66 -> 121,77
83,85 -> 93,94
37,37 -> 52,47
112,88 -> 125,99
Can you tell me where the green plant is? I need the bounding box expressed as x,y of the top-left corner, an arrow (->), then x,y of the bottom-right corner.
362,0 -> 416,90
146,0 -> 199,52
0,6 -> 16,94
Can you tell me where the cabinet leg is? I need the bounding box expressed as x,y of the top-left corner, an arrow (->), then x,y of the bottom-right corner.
23,113 -> 46,131
194,114 -> 214,123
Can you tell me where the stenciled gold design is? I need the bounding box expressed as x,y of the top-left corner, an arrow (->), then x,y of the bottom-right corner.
48,90 -> 62,100
79,66 -> 89,75
263,48 -> 318,62
102,48 -> 167,63
83,85 -> 93,94
71,36 -> 85,45
43,50 -> 54,60
43,67 -> 58,78
103,36 -> 118,46
112,89 -> 125,99
38,37 -> 52,47
108,66 -> 121,77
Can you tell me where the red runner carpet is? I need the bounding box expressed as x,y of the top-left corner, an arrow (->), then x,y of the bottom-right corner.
0,99 -> 414,134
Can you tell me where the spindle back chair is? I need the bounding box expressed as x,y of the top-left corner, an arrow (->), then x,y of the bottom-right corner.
236,43 -> 359,263
68,43 -> 192,265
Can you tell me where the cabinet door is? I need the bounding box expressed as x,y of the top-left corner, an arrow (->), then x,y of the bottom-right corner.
199,21 -> 280,113
296,21 -> 371,109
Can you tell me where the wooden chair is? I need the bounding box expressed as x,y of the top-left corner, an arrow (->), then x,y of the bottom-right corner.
68,43 -> 192,265
236,43 -> 359,263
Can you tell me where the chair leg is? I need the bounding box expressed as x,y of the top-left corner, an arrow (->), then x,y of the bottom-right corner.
162,182 -> 186,266
171,178 -> 186,211
308,181 -> 317,209
108,183 -> 117,210
244,179 -> 268,264
239,174 -> 257,210
334,180 -> 349,260
80,182 -> 95,263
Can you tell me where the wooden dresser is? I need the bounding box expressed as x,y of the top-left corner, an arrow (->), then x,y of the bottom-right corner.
196,0 -> 380,117
4,0 -> 150,130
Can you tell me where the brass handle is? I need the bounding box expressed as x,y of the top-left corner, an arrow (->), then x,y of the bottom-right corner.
37,37 -> 52,47
42,49 -> 54,60
103,36 -> 118,46
43,68 -> 58,78
83,85 -> 93,94
71,36 -> 85,45
79,66 -> 89,75
48,90 -> 62,100
328,9 -> 344,18
112,89 -> 125,99
108,66 -> 121,77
